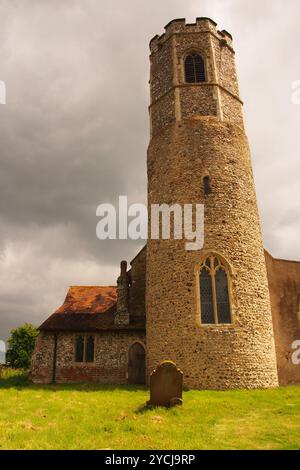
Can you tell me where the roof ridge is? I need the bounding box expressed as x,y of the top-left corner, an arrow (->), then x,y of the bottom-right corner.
68,285 -> 117,288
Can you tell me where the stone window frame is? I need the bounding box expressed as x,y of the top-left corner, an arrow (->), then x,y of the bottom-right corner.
181,49 -> 209,85
194,251 -> 235,327
74,334 -> 96,366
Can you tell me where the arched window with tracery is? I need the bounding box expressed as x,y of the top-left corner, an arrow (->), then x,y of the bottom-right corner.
185,53 -> 206,83
198,255 -> 232,324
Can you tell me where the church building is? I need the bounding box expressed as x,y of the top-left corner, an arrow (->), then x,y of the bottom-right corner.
31,18 -> 300,389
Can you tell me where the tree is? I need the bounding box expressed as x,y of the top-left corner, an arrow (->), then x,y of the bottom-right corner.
6,324 -> 38,369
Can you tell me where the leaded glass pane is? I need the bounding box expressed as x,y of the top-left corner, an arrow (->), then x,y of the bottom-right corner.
185,55 -> 195,83
194,55 -> 206,82
185,54 -> 205,83
215,269 -> 231,323
86,336 -> 95,363
200,269 -> 214,324
75,336 -> 84,362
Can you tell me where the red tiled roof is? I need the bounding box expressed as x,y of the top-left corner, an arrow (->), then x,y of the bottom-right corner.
55,286 -> 117,314
38,285 -> 145,332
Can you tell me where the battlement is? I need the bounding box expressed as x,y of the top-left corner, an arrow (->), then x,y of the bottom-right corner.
150,18 -> 233,53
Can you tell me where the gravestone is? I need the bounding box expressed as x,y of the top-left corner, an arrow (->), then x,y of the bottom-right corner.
148,360 -> 183,407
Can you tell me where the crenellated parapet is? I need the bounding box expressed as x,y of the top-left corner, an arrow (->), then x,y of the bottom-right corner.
149,18 -> 233,55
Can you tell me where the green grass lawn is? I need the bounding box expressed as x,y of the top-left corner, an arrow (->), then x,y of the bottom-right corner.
0,368 -> 299,450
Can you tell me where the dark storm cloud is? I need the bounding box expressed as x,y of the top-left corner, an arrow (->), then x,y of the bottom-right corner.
0,0 -> 299,340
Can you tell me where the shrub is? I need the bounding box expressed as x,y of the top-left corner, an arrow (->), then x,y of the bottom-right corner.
6,324 -> 38,369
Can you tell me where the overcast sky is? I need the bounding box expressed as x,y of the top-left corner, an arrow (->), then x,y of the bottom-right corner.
0,0 -> 299,341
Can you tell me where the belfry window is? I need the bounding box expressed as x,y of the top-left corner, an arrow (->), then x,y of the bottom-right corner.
75,335 -> 95,363
185,53 -> 206,83
198,255 -> 232,324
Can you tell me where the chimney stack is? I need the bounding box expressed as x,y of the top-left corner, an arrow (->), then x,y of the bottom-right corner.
115,260 -> 130,326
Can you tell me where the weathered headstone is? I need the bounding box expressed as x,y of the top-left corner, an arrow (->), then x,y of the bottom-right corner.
148,360 -> 183,407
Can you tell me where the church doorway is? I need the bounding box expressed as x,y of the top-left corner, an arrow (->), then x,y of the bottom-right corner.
128,342 -> 146,385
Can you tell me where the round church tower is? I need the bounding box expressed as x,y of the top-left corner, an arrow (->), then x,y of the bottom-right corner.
146,18 -> 279,389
